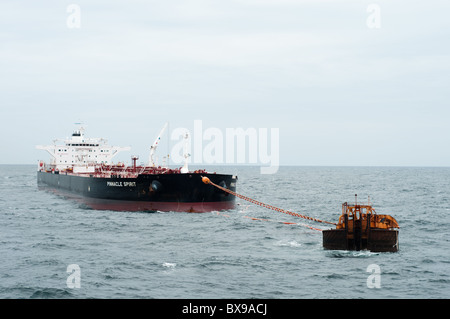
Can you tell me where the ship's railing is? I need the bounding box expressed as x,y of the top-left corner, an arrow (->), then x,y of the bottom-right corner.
52,163 -> 202,177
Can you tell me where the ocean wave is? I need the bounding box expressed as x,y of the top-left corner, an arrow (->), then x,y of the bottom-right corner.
0,287 -> 74,299
274,239 -> 302,248
30,288 -> 74,299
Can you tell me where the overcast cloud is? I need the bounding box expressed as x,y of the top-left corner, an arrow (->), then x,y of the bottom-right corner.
1,1 -> 449,166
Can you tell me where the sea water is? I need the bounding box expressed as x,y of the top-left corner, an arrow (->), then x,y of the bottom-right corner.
0,165 -> 449,299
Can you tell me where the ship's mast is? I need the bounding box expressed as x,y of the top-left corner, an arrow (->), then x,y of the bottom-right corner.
148,122 -> 168,167
180,132 -> 190,173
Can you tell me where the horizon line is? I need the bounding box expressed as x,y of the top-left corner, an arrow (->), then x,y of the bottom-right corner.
1,163 -> 449,168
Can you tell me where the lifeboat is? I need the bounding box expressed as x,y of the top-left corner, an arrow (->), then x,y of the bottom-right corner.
323,198 -> 399,252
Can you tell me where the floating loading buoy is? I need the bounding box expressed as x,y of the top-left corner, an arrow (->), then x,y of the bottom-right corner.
323,197 -> 399,252
202,177 -> 400,253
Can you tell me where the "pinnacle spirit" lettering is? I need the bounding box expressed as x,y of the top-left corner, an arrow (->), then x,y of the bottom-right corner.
106,181 -> 136,187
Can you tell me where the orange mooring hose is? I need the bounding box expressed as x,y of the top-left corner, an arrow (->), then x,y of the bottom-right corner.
202,176 -> 336,231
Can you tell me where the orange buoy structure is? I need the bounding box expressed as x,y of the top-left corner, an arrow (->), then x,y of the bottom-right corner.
323,197 -> 399,252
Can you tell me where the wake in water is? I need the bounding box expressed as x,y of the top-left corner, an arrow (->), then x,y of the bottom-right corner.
274,239 -> 302,248
324,250 -> 380,258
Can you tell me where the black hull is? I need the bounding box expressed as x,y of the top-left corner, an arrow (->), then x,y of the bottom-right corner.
322,229 -> 399,252
37,171 -> 237,212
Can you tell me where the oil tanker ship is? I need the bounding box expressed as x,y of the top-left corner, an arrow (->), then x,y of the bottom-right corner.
36,124 -> 237,212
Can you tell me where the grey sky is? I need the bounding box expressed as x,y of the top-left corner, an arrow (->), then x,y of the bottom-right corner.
1,1 -> 449,166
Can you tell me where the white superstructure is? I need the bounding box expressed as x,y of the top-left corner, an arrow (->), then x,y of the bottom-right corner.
36,126 -> 131,173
